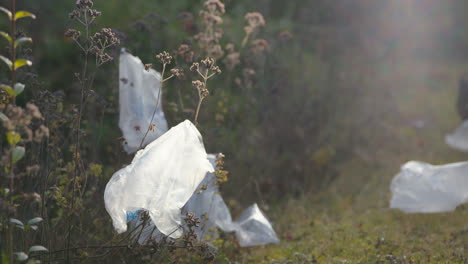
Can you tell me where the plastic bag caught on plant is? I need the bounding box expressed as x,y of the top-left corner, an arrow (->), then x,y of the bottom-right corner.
134,154 -> 280,247
119,49 -> 168,154
445,120 -> 468,152
390,161 -> 468,213
104,120 -> 214,238
183,154 -> 236,238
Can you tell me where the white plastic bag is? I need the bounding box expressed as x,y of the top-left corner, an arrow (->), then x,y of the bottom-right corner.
390,161 -> 468,213
131,154 -> 280,247
182,154 -> 236,240
234,203 -> 280,247
104,120 -> 214,238
445,120 -> 468,152
119,49 -> 168,154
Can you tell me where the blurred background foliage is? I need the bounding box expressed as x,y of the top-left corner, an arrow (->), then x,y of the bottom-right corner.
2,0 -> 468,201
1,0 -> 468,262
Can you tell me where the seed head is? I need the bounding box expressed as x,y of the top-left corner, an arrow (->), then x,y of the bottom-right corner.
170,68 -> 185,79
156,51 -> 172,65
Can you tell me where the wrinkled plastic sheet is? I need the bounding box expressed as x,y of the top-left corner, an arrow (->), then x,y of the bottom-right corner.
119,49 -> 168,154
390,161 -> 468,213
446,120 -> 468,152
128,154 -> 280,247
104,120 -> 214,238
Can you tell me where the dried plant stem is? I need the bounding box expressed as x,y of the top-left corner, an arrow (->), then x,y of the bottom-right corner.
194,98 -> 204,125
138,64 -> 174,150
194,70 -> 209,125
66,12 -> 90,264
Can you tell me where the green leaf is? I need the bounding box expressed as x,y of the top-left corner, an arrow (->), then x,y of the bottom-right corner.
27,217 -> 43,225
0,7 -> 12,20
0,112 -> 8,122
14,11 -> 36,21
1,85 -> 14,97
9,218 -> 24,229
2,251 -> 9,264
6,131 -> 21,145
0,55 -> 12,70
29,225 -> 38,231
14,252 -> 28,261
14,37 -> 32,48
28,246 -> 48,253
14,59 -> 32,70
14,83 -> 25,96
12,146 -> 25,163
0,31 -> 12,43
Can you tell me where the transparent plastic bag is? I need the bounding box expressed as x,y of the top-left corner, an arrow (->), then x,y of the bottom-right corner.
119,49 -> 168,154
104,120 -> 214,238
234,203 -> 280,247
390,161 -> 468,213
183,154 -> 236,241
131,154 -> 280,247
445,120 -> 468,152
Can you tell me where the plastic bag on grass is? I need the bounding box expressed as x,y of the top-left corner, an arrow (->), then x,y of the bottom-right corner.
234,203 -> 280,247
119,49 -> 168,154
390,161 -> 468,213
445,120 -> 468,152
132,154 -> 280,247
104,120 -> 213,238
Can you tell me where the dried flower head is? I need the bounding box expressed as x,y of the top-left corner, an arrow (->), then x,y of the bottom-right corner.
190,62 -> 200,72
224,52 -> 240,71
155,51 -> 172,65
90,28 -> 120,65
250,39 -> 270,54
204,0 -> 225,15
170,67 -> 185,79
225,43 -> 235,53
175,44 -> 194,62
192,80 -> 205,90
185,212 -> 201,228
195,0 -> 225,59
201,57 -> 215,69
245,12 -> 266,28
200,88 -> 209,99
65,29 -> 81,40
211,65 -> 222,75
70,0 -> 101,19
76,0 -> 93,9
144,64 -> 153,71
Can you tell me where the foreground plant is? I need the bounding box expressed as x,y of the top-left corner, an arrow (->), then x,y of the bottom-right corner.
64,0 -> 119,262
0,1 -> 49,263
190,57 -> 222,124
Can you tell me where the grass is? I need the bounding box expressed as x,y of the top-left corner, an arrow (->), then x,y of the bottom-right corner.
223,57 -> 468,264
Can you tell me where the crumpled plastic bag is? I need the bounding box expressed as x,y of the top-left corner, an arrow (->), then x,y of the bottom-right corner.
445,120 -> 468,152
104,120 -> 214,238
390,161 -> 468,213
119,49 -> 168,154
234,203 -> 280,247
130,154 -> 280,247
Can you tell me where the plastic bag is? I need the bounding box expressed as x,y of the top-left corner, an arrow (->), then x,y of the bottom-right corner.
131,154 -> 280,247
390,161 -> 468,213
182,154 -> 236,240
234,203 -> 280,247
445,120 -> 468,152
104,120 -> 214,238
119,49 -> 168,154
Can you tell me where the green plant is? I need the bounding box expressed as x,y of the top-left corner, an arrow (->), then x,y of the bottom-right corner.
0,1 -> 50,263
